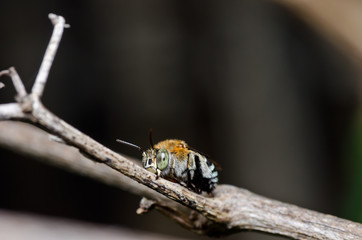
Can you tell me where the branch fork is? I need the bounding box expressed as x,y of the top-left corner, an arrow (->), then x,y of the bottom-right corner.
0,14 -> 361,239
0,13 -> 67,115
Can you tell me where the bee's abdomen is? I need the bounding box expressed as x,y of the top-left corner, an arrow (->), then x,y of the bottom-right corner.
189,153 -> 218,193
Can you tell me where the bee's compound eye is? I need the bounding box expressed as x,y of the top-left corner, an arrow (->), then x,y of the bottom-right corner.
156,149 -> 169,170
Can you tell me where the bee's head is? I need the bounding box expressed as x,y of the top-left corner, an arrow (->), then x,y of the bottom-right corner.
142,148 -> 169,173
117,130 -> 169,175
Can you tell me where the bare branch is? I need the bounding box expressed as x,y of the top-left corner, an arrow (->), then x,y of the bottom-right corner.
31,14 -> 68,98
0,121 -> 361,239
4,121 -> 360,239
0,121 -> 214,235
0,13 -> 361,239
0,121 -> 159,198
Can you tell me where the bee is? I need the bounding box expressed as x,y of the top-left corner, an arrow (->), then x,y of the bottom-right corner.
117,133 -> 219,194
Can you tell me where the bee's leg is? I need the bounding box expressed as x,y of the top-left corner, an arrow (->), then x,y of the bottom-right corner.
194,184 -> 201,194
186,170 -> 193,189
156,169 -> 161,180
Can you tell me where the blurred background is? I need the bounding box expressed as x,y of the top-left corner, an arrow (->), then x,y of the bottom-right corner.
0,0 -> 361,239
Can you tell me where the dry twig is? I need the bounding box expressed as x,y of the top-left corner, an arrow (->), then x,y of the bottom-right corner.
0,13 -> 361,239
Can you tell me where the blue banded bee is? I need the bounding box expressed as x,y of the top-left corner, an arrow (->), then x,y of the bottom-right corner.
117,136 -> 219,193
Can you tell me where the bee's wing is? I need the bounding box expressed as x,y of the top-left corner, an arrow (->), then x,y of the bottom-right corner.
187,146 -> 222,171
207,157 -> 222,171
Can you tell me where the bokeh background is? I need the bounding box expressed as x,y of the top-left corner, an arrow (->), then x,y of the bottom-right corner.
0,0 -> 361,239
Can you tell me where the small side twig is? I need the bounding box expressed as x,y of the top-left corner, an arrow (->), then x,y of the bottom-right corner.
31,14 -> 69,98
9,67 -> 27,98
0,68 -> 26,97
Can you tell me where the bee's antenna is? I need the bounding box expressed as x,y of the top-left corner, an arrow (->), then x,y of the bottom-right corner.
149,128 -> 154,148
116,139 -> 143,152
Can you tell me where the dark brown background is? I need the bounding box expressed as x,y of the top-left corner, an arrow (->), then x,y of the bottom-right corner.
0,1 -> 361,239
